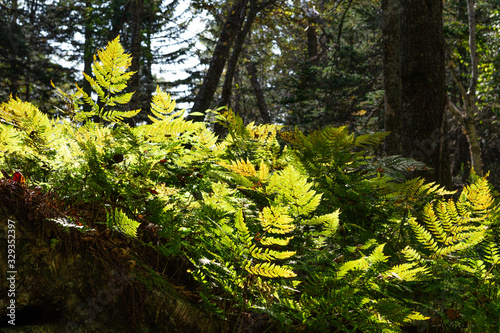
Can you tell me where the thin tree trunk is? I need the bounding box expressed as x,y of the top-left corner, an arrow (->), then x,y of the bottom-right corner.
187,0 -> 249,121
447,0 -> 482,176
83,0 -> 93,106
128,0 -> 144,115
246,61 -> 271,123
218,0 -> 261,108
382,0 -> 402,155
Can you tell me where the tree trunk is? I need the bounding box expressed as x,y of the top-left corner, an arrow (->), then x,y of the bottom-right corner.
447,0 -> 483,176
218,0 -> 261,109
187,0 -> 249,122
128,0 -> 144,116
82,0 -> 93,106
246,61 -> 271,123
400,0 -> 451,186
382,0 -> 402,155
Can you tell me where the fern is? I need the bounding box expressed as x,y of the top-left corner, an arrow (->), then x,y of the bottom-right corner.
143,86 -> 205,141
66,36 -> 140,123
107,208 -> 140,238
406,176 -> 494,259
268,165 -> 322,217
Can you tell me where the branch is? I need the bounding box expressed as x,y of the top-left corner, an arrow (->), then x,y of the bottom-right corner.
447,97 -> 466,129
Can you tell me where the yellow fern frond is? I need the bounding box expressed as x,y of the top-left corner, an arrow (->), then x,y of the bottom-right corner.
384,263 -> 429,281
250,246 -> 296,261
63,36 -> 141,123
245,262 -> 296,278
220,159 -> 257,178
409,176 -> 493,260
259,236 -> 294,246
259,206 -> 296,234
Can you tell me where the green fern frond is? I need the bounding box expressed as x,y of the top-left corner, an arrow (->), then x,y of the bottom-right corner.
459,176 -> 494,212
338,244 -> 388,279
107,208 -> 140,238
401,246 -> 424,263
408,176 -> 493,260
220,159 -> 257,178
0,123 -> 21,154
374,299 -> 429,326
0,97 -> 52,135
408,216 -> 440,253
93,37 -> 135,93
268,165 -> 322,216
354,131 -> 390,149
485,242 -> 500,265
306,210 -> 341,237
259,236 -> 294,246
384,263 -> 429,281
235,208 -> 251,242
142,86 -> 206,142
148,86 -> 179,122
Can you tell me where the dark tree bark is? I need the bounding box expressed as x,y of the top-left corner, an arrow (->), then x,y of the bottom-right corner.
128,0 -> 144,114
246,61 -> 271,123
187,0 -> 249,122
400,0 -> 451,186
218,0 -> 261,109
82,0 -> 93,110
382,0 -> 402,155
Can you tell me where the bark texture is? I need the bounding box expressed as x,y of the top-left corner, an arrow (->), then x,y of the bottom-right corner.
187,0 -> 249,122
246,61 -> 271,123
382,0 -> 402,155
128,0 -> 144,113
400,0 -> 451,186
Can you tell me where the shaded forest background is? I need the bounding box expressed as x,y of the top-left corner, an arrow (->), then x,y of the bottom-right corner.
1,0 -> 500,186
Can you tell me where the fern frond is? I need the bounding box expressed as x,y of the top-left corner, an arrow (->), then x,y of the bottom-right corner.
268,165 -> 322,216
401,246 -> 424,263
384,263 -> 429,281
408,176 -> 493,260
408,216 -> 439,253
306,210 -> 341,237
220,159 -> 257,178
148,86 -> 178,122
485,242 -> 500,265
245,261 -> 297,278
354,132 -> 389,149
259,206 -> 296,234
101,109 -> 141,123
0,123 -> 21,154
259,236 -> 294,246
338,245 -> 388,279
0,97 -> 52,134
65,36 -> 140,123
250,246 -> 296,261
107,208 -> 140,238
